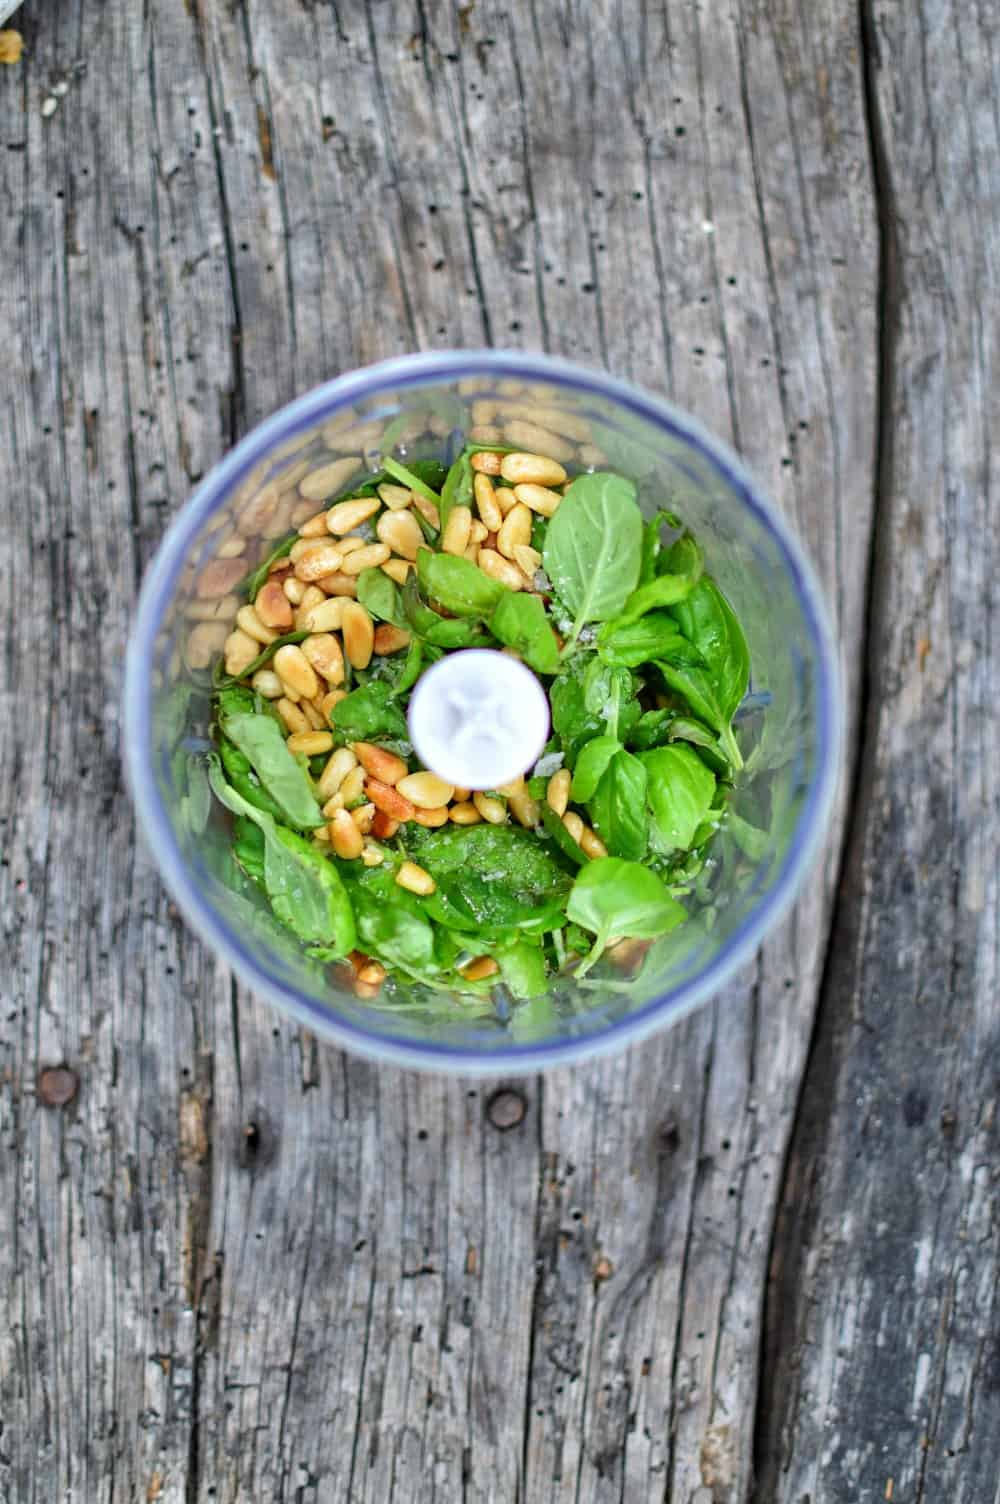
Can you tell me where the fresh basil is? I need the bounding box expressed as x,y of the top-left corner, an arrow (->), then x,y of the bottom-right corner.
489,592 -> 560,674
597,612 -> 694,669
639,745 -> 717,852
219,710 -> 324,828
542,472 -> 643,649
566,858 -> 685,977
439,451 -> 474,533
655,660 -> 744,770
357,566 -> 406,627
549,664 -> 604,768
218,735 -> 285,821
382,455 -> 443,505
330,680 -> 409,742
588,750 -> 649,861
417,550 -> 507,617
666,577 -> 749,766
570,735 -> 622,803
539,803 -> 588,867
498,942 -> 549,999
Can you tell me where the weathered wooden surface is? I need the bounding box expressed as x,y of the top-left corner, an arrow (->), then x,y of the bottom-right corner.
0,2 -> 991,1502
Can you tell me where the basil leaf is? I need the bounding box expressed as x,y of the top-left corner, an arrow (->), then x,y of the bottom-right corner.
218,736 -> 285,821
352,886 -> 437,971
655,660 -> 744,770
539,803 -> 588,867
220,711 -> 324,828
542,472 -> 643,648
357,566 -> 406,627
330,680 -> 409,742
639,745 -> 717,852
726,810 -> 769,861
408,823 -> 571,936
667,577 -> 749,763
550,663 -> 604,767
498,942 -> 548,999
394,638 -> 426,697
627,708 -> 674,751
382,455 -> 443,505
232,814 -> 266,886
589,750 -> 649,861
417,550 -> 508,617
597,612 -> 696,668
242,533 -> 297,602
639,508 -> 683,584
439,451 -> 474,533
401,575 -> 489,648
567,858 -> 685,977
489,593 -> 560,674
608,571 -> 699,630
662,532 -> 703,579
570,735 -> 622,803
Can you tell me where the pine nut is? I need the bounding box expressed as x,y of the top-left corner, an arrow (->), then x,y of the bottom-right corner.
293,586 -> 327,631
196,557 -> 246,599
361,842 -> 385,867
378,482 -> 414,511
497,502 -> 533,560
313,825 -> 331,845
354,979 -> 381,1000
325,495 -> 380,535
299,455 -> 363,502
473,791 -> 507,824
299,596 -> 347,633
500,452 -> 568,488
469,519 -> 489,544
329,808 -> 364,859
260,497 -> 295,540
336,536 -> 368,556
473,472 -> 503,531
301,632 -> 345,684
283,577 -> 307,605
461,956 -> 499,981
442,505 -> 473,556
502,403 -> 592,442
321,412 -> 354,444
382,558 -> 413,586
300,699 -> 326,731
412,494 -> 441,529
317,746 -> 357,799
514,483 -> 563,517
217,535 -> 247,559
340,542 -> 391,576
297,509 -> 332,538
468,424 -> 504,445
452,786 -> 472,802
224,629 -> 259,677
373,624 -> 411,655
294,541 -> 345,582
580,826 -> 608,859
377,509 -> 423,560
502,421 -> 575,463
470,399 -> 498,425
236,604 -> 277,645
412,805 -> 450,827
494,486 -> 516,518
185,593 -> 240,622
547,769 -> 571,817
277,698 -> 311,735
396,861 -> 435,896
449,801 -> 482,825
287,730 -> 334,756
508,789 -> 541,828
563,811 -> 585,843
357,959 -> 386,986
340,601 -> 374,669
185,621 -> 228,670
316,573 -> 359,598
478,549 -> 525,591
366,779 -> 416,821
274,644 -> 320,700
289,537 -> 315,564
236,484 -> 278,536
350,803 -> 377,835
397,771 -> 455,808
251,669 -> 284,699
578,443 -> 607,469
464,543 -> 480,563
320,688 -> 348,719
371,811 -> 400,840
513,544 -> 542,578
354,742 -> 408,785
339,765 -> 367,807
471,451 -> 502,476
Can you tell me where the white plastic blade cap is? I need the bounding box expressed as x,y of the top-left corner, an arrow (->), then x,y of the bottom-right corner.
407,649 -> 551,791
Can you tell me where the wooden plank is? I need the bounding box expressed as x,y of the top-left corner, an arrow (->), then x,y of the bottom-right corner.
757,2 -> 1000,1500
0,2 -> 876,1502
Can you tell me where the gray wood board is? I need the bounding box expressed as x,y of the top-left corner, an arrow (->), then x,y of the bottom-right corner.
6,0 -> 970,1499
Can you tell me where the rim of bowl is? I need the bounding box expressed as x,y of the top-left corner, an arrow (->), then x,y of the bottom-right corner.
124,349 -> 842,1075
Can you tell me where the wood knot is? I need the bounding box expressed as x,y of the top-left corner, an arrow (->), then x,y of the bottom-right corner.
237,1112 -> 278,1171
37,1066 -> 78,1108
487,1088 -> 526,1131
656,1116 -> 681,1153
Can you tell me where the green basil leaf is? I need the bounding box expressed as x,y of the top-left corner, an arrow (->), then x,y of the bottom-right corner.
357,566 -> 406,627
639,744 -> 717,852
382,455 -> 443,506
408,823 -> 571,936
220,711 -> 324,828
588,750 -> 649,861
439,451 -> 474,533
330,680 -> 410,742
394,638 -> 425,697
539,802 -> 588,867
570,735 -> 622,803
218,736 -> 285,821
542,472 -> 643,648
242,533 -> 297,602
639,508 -> 683,584
597,612 -> 697,668
351,886 -> 437,970
549,664 -> 604,767
667,577 -> 749,758
489,592 -> 560,674
725,810 -> 770,862
662,532 -> 703,579
232,815 -> 266,886
655,660 -> 743,769
417,550 -> 508,617
498,942 -> 549,999
566,858 -> 686,977
627,708 -> 674,751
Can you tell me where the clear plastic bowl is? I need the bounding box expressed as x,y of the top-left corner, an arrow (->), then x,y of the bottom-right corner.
124,351 -> 840,1073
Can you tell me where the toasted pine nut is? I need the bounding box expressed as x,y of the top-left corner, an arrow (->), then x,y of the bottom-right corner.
260,497 -> 295,540
283,577 -> 307,605
299,596 -> 347,633
494,484 -> 517,518
377,509 -> 423,560
477,549 -> 525,591
397,771 -> 455,809
329,808 -> 364,859
412,805 -> 450,827
339,764 -> 367,807
299,456 -> 363,503
508,789 -> 541,828
497,775 -> 525,796
185,592 -> 240,622
297,509 -> 332,538
473,472 -> 503,531
320,688 -> 348,719
316,573 -> 359,598
294,585 -> 327,630
462,956 -> 499,981
340,601 -> 374,669
294,541 -> 345,582
251,668 -> 284,699
371,811 -> 400,840
196,557 -> 246,599
236,604 -> 277,645
412,494 -> 441,529
313,825 -> 331,844
338,542 -> 390,577
354,742 -> 408,785
469,519 -> 489,545
317,746 -> 357,800
502,420 -> 575,462
470,399 -> 497,425
580,826 -> 608,859
373,624 -> 412,655
382,558 -> 413,586
497,502 -> 533,560
289,537 -> 315,564
322,792 -> 345,816
336,536 -> 368,556
357,960 -> 387,986
217,536 -> 246,559
367,779 -> 416,821
449,801 -> 482,825
500,452 -> 568,488
452,786 -> 472,802
464,542 -> 480,563
514,483 -> 563,518
236,484 -> 278,536
300,699 -> 326,731
513,544 -> 542,578
223,628 -> 259,677
185,621 -> 229,670
471,451 -> 502,476
354,979 -> 381,1000
277,697 -> 311,736
563,811 -> 585,843
547,769 -> 571,817
274,643 -> 320,700
578,443 -> 608,469
377,482 -> 414,511
473,791 -> 507,825
442,505 -> 473,556
361,842 -> 385,867
396,861 -> 436,896
350,803 -> 377,834
502,403 -> 593,442
287,730 -> 334,756
301,633 -> 345,684
325,495 -> 380,535
468,424 -> 504,444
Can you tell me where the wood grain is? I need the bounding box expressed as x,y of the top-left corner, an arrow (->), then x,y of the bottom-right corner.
1,0 -> 881,1499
